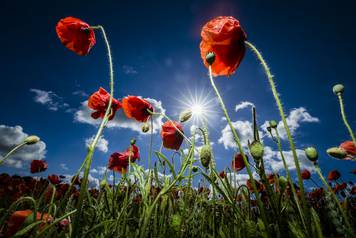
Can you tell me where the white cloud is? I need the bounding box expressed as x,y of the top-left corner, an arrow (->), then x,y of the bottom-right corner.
90,166 -> 107,175
62,173 -> 100,188
218,120 -> 263,149
122,65 -> 138,75
30,89 -> 70,111
85,135 -> 109,153
263,146 -> 314,173
235,101 -> 255,112
74,97 -> 165,134
0,125 -> 46,168
60,163 -> 69,170
261,107 -> 319,140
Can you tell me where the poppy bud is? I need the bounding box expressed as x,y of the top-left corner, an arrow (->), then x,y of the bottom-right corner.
179,109 -> 192,123
24,135 -> 40,145
304,147 -> 318,162
130,138 -> 136,145
205,52 -> 216,65
199,145 -> 212,168
269,120 -> 278,129
192,166 -> 198,173
141,123 -> 150,133
279,176 -> 287,191
326,147 -> 347,160
332,84 -> 344,95
249,141 -> 264,160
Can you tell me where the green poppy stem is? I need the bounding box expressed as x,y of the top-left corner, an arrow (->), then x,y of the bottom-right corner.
245,41 -> 310,225
73,25 -> 115,237
337,93 -> 356,146
0,142 -> 26,166
207,65 -> 269,233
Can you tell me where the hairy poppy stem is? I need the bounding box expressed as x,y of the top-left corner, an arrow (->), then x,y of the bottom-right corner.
73,25 -> 115,237
336,93 -> 356,146
0,142 -> 26,166
207,65 -> 269,233
245,41 -> 310,227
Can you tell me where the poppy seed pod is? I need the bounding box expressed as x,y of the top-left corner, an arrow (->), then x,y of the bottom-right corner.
326,147 -> 347,160
141,123 -> 150,133
199,145 -> 212,168
205,52 -> 216,65
249,141 -> 264,160
24,135 -> 40,145
179,109 -> 192,123
269,120 -> 278,129
332,84 -> 344,95
304,147 -> 318,162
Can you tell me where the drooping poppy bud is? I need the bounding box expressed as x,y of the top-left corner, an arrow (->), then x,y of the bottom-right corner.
88,87 -> 122,120
48,174 -> 61,185
30,160 -> 48,173
269,120 -> 278,129
122,96 -> 153,122
199,145 -> 212,168
332,84 -> 344,95
24,135 -> 40,145
160,121 -> 184,150
179,109 -> 193,123
200,16 -> 247,76
249,141 -> 264,160
304,147 -> 318,162
327,147 -> 348,160
301,169 -> 311,180
56,17 -> 96,56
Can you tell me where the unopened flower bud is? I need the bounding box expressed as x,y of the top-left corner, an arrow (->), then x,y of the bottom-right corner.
179,109 -> 192,123
278,176 -> 287,191
130,138 -> 136,145
206,52 -> 216,65
24,135 -> 40,145
199,145 -> 212,168
333,84 -> 344,95
326,147 -> 347,160
249,141 -> 264,160
269,120 -> 278,129
192,166 -> 198,173
304,147 -> 318,162
141,123 -> 150,133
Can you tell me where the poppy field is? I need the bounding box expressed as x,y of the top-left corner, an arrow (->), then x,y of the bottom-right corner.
1,15 -> 356,238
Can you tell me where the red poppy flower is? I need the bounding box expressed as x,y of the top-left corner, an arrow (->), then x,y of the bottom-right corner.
160,121 -> 184,150
122,96 -> 153,122
219,171 -> 226,179
328,170 -> 341,181
246,179 -> 264,193
6,210 -> 52,237
88,87 -> 121,120
108,145 -> 140,173
301,169 -> 311,180
333,182 -> 347,193
339,141 -> 356,158
231,153 -> 246,172
56,17 -> 96,56
30,160 -> 48,173
48,174 -> 61,185
267,173 -> 278,184
200,16 -> 247,76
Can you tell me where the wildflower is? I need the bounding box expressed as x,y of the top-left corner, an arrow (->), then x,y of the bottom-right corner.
122,96 -> 153,122
6,210 -> 52,236
301,169 -> 311,180
231,153 -> 246,172
160,121 -> 184,150
56,17 -> 96,56
246,179 -> 264,193
200,16 -> 247,76
219,171 -> 226,179
267,173 -> 278,184
58,218 -> 70,232
30,160 -> 48,173
88,87 -> 121,120
24,135 -> 40,145
48,174 -> 61,185
333,182 -> 347,193
108,145 -> 140,173
339,141 -> 356,157
328,170 -> 341,181
304,147 -> 318,162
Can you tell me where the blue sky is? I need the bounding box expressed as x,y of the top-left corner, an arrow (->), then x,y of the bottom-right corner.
0,0 -> 355,187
